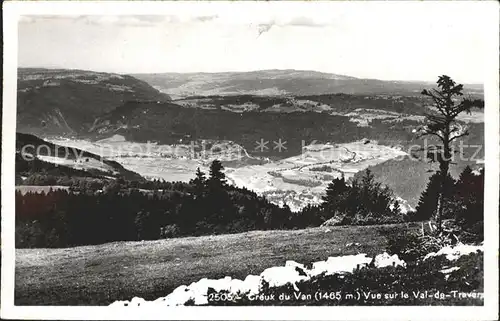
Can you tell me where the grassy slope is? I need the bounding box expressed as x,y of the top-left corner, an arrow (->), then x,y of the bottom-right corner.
15,222 -> 420,306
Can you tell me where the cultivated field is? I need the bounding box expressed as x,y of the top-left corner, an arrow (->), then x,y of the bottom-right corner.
44,136 -> 409,211
15,222 -> 420,306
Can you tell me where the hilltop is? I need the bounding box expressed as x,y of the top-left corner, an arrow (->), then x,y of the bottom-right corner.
16,132 -> 143,182
16,68 -> 483,141
17,68 -> 172,135
133,69 -> 483,99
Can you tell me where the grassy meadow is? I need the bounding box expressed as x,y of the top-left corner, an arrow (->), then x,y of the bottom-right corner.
15,222 -> 420,306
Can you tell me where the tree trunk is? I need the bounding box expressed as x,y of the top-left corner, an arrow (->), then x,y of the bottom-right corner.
436,183 -> 444,233
436,138 -> 451,233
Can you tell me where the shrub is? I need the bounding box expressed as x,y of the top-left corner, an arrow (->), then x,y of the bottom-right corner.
386,226 -> 451,263
206,251 -> 483,306
385,230 -> 434,263
309,165 -> 334,172
384,227 -> 465,263
320,170 -> 403,225
160,224 -> 180,238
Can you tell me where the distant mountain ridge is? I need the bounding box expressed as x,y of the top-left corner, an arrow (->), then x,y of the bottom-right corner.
14,68 -> 484,214
133,69 -> 483,99
16,68 -> 483,141
17,68 -> 172,135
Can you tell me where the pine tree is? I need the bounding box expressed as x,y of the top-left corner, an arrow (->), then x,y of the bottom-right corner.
456,166 -> 475,190
415,171 -> 455,221
391,200 -> 401,216
322,176 -> 348,203
453,166 -> 484,231
361,169 -> 375,189
190,167 -> 207,197
208,160 -> 227,187
134,210 -> 160,240
194,167 -> 206,183
418,75 -> 484,231
321,175 -> 349,219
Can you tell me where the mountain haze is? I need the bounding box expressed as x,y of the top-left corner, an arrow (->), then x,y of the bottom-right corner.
133,69 -> 483,99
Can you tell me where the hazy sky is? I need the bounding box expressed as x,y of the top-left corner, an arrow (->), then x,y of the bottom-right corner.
17,2 -> 492,83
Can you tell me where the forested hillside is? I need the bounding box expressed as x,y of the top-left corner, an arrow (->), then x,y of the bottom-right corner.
17,68 -> 171,135
16,132 -> 143,181
16,159 -> 483,248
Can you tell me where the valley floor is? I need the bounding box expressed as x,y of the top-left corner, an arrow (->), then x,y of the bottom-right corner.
15,222 -> 420,306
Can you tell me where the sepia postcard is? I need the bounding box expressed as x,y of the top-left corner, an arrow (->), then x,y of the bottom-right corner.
1,1 -> 499,320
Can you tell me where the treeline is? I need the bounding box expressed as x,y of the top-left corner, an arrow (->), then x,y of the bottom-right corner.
15,161 -> 484,248
20,172 -> 185,192
90,100 -> 433,158
411,166 -> 484,242
297,170 -> 404,227
299,166 -> 484,241
15,161 -> 294,248
16,153 -> 100,181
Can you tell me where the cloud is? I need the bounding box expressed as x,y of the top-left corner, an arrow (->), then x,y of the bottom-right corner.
257,22 -> 275,37
136,15 -> 169,23
76,16 -> 168,27
192,15 -> 219,23
19,14 -> 222,27
19,15 -> 153,27
254,16 -> 330,37
19,15 -> 81,24
287,16 -> 329,28
20,14 -> 332,31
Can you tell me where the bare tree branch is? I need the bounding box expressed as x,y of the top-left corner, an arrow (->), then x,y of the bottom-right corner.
449,131 -> 469,143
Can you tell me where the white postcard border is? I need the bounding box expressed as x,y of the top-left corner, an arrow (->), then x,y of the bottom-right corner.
2,1 -> 499,320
